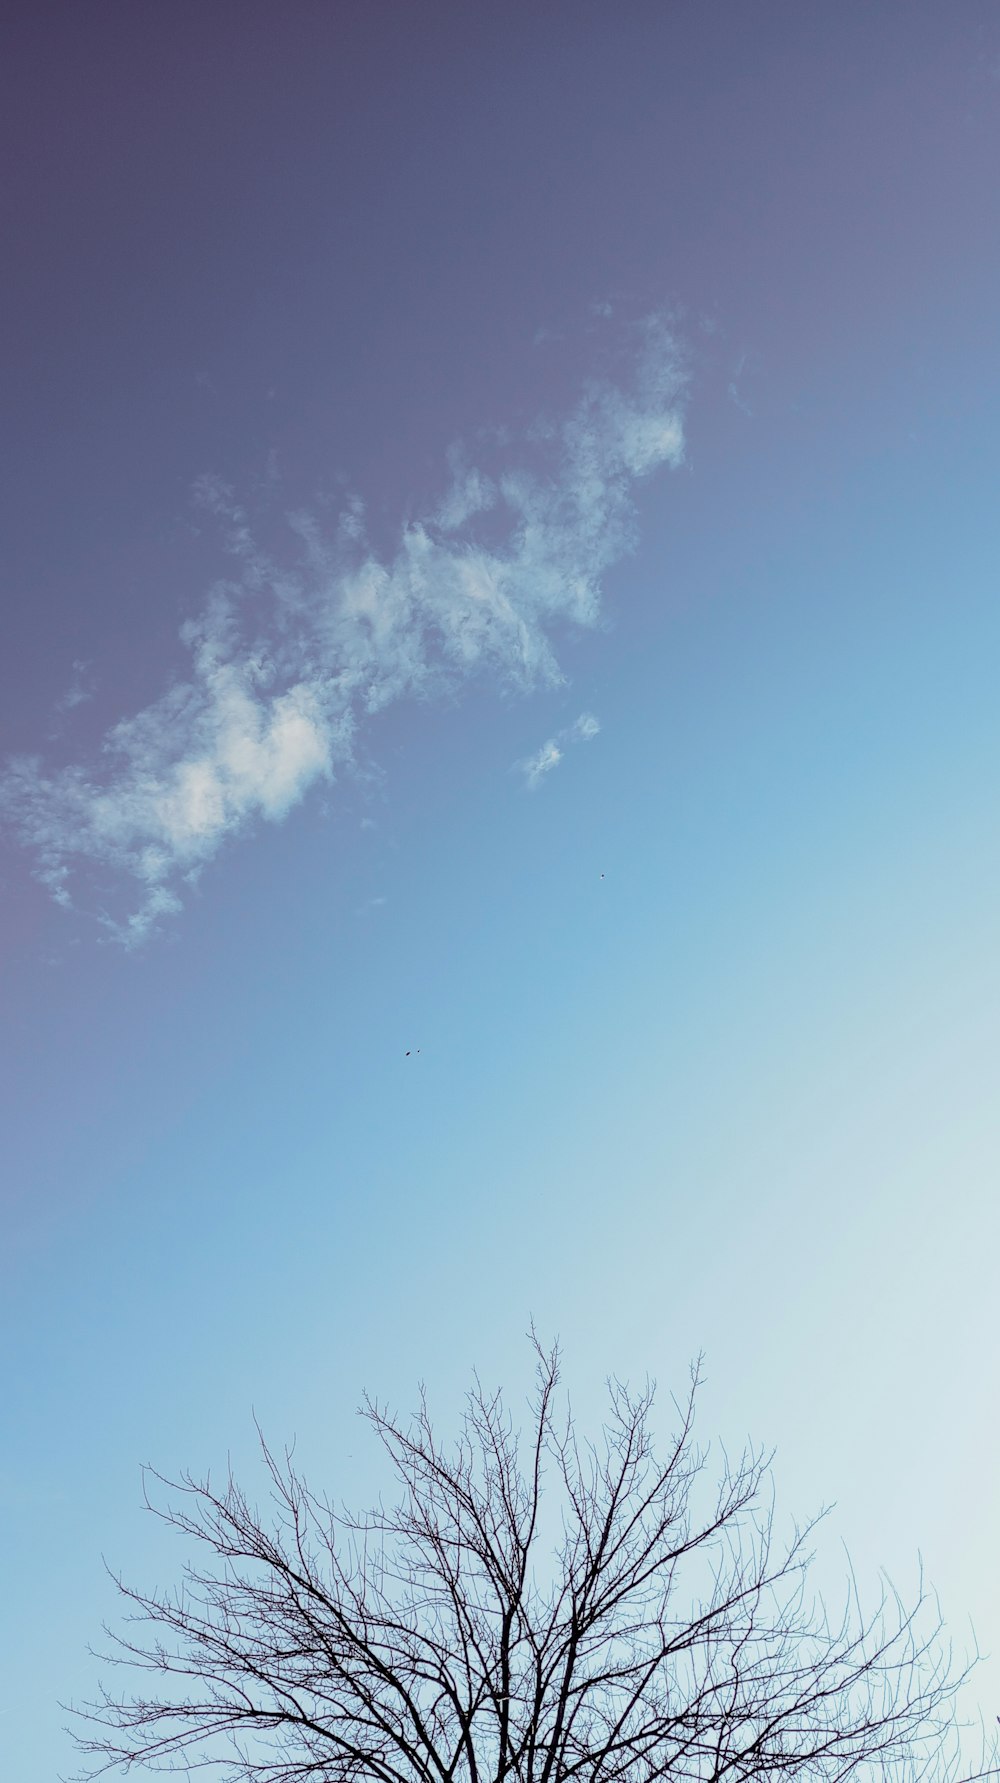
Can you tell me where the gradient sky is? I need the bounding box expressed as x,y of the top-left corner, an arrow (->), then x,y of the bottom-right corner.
3,5 -> 1000,1777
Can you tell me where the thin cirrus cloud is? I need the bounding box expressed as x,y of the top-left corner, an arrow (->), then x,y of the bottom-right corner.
1,317 -> 686,945
519,712 -> 601,790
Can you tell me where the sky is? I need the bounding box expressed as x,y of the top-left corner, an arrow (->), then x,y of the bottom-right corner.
2,3 -> 1000,1775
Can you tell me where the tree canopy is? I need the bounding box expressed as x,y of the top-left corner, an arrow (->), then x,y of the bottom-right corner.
74,1342 -> 984,1783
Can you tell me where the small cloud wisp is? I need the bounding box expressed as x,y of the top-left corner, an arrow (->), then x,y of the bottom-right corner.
520,712 -> 601,790
2,318 -> 685,942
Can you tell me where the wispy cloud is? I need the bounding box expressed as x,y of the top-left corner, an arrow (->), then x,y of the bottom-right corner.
727,350 -> 756,417
49,660 -> 95,730
519,712 -> 601,790
1,317 -> 685,943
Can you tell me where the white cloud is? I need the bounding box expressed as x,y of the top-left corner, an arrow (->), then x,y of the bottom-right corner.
519,710 -> 601,790
435,449 -> 497,532
2,319 -> 684,943
522,739 -> 564,789
52,660 -> 94,719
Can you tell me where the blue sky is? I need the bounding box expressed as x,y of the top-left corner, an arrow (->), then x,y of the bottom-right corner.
2,5 -> 1000,1775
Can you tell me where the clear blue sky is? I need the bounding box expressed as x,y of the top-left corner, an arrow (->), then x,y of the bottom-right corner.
2,5 -> 999,1774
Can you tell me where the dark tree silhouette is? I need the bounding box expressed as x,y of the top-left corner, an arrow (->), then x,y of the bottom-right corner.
73,1342 -> 985,1783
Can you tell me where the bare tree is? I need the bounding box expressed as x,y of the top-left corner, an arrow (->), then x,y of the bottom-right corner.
73,1341 -> 986,1783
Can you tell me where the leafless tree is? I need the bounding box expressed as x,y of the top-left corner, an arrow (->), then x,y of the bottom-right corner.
72,1341 -> 988,1783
